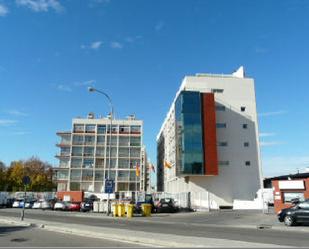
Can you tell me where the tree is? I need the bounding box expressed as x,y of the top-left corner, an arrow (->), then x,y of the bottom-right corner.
6,161 -> 24,192
23,157 -> 55,191
0,161 -> 7,191
5,157 -> 56,192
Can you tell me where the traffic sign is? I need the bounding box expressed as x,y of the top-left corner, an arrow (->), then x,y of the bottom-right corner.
22,176 -> 31,186
104,180 -> 114,194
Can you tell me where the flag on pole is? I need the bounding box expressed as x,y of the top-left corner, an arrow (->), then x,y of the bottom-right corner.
135,163 -> 140,177
164,161 -> 172,169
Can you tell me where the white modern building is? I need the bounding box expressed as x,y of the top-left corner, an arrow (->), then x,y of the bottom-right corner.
55,113 -> 148,199
156,66 -> 262,207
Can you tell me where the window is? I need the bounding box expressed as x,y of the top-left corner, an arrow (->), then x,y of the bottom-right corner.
73,124 -> 84,133
70,170 -> 81,181
245,161 -> 251,166
283,192 -> 305,203
241,106 -> 246,112
211,89 -> 224,93
82,170 -> 93,181
57,170 -> 68,180
118,171 -> 129,181
118,159 -> 130,169
71,158 -> 82,168
97,125 -> 106,134
85,124 -> 96,133
83,159 -> 94,169
106,136 -> 117,146
119,148 -> 129,157
130,137 -> 141,146
95,171 -> 104,181
219,161 -> 229,166
73,135 -> 83,145
119,125 -> 130,134
72,147 -> 82,156
97,136 -> 105,145
70,182 -> 80,191
243,124 -> 248,129
131,125 -> 141,134
84,147 -> 94,157
105,170 -> 116,180
112,125 -> 118,133
215,105 -> 226,111
95,159 -> 104,168
84,136 -> 95,145
60,147 -> 70,156
130,148 -> 141,158
59,159 -> 70,168
119,136 -> 130,146
216,123 -> 227,128
218,142 -> 228,147
96,147 -> 105,157
244,142 -> 249,147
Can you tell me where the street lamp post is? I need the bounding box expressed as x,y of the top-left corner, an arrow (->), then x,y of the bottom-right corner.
88,87 -> 114,216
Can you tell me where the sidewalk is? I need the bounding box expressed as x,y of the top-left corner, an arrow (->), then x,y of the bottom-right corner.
0,216 -> 287,248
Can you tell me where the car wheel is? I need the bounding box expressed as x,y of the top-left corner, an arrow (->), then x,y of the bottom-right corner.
284,215 -> 295,226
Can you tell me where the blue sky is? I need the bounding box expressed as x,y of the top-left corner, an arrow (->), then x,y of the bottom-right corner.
0,0 -> 309,178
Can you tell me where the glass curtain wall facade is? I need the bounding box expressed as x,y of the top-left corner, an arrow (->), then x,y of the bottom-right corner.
175,91 -> 204,175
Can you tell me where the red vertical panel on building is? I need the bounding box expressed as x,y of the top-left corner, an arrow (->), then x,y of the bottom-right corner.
202,93 -> 219,175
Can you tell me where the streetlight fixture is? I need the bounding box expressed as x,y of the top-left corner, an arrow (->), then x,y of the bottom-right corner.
88,86 -> 114,216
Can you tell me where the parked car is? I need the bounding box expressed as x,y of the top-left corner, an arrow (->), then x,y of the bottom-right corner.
156,198 -> 179,213
54,201 -> 70,211
41,200 -> 52,210
32,201 -> 42,209
6,198 -> 15,208
25,201 -> 35,209
68,202 -> 81,211
278,200 -> 309,226
80,200 -> 93,212
12,200 -> 21,208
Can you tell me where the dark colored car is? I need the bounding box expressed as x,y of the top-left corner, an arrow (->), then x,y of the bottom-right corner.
278,200 -> 309,226
80,200 -> 93,212
156,198 -> 179,213
6,198 -> 15,208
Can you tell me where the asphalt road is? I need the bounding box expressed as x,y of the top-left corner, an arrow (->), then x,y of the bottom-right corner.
1,208 -> 309,247
0,223 -> 142,247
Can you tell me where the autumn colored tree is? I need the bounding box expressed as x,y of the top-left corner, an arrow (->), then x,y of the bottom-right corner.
5,157 -> 56,192
23,157 -> 55,191
6,161 -> 24,192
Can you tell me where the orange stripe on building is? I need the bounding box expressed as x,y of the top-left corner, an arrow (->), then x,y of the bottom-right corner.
202,93 -> 219,176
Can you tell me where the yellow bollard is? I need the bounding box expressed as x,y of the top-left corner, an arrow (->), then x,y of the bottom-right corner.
141,204 -> 152,217
126,204 -> 134,218
118,203 -> 125,217
112,203 -> 119,217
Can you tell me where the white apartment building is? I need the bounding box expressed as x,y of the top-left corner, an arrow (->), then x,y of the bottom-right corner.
157,66 -> 262,207
56,113 -> 147,199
